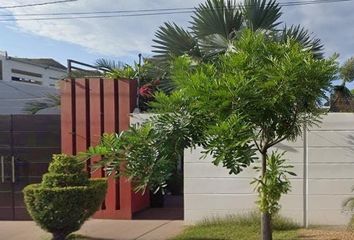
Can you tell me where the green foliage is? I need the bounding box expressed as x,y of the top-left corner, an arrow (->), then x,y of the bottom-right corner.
343,187 -> 354,230
42,172 -> 89,188
154,30 -> 336,152
23,154 -> 107,240
123,123 -> 176,193
151,31 -> 336,239
252,152 -> 296,215
81,31 -> 335,240
95,58 -> 137,79
91,30 -> 335,203
151,0 -> 325,94
330,56 -> 354,112
277,25 -> 324,59
172,212 -> 300,240
153,0 -> 322,63
84,124 -> 178,193
242,0 -> 282,30
204,114 -> 258,174
340,57 -> 354,83
47,154 -> 86,174
23,93 -> 60,115
105,65 -> 137,79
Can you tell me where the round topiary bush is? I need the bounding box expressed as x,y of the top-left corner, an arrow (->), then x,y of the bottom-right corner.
23,154 -> 107,240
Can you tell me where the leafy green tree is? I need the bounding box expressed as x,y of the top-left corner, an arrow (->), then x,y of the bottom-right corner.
85,31 -> 336,240
150,31 -> 336,240
152,0 -> 323,92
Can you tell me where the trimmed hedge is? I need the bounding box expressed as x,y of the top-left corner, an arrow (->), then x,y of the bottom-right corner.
23,154 -> 107,240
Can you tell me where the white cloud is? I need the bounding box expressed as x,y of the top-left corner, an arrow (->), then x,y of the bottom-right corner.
280,0 -> 354,62
2,0 -> 354,61
2,0 -> 203,56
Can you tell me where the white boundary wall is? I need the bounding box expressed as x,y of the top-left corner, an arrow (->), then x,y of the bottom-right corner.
184,113 -> 354,226
131,113 -> 354,226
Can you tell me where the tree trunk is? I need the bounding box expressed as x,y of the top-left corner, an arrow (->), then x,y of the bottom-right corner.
261,151 -> 272,240
261,212 -> 272,240
52,231 -> 67,240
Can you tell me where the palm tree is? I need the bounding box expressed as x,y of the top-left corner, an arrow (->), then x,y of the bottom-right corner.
23,93 -> 61,115
152,0 -> 323,91
330,57 -> 354,112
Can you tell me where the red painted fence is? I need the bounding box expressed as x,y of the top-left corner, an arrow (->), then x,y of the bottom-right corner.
61,78 -> 150,219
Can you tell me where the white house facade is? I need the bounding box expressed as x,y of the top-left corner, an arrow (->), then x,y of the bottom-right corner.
0,50 -> 67,88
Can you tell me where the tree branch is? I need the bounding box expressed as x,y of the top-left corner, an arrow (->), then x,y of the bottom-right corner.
253,138 -> 261,152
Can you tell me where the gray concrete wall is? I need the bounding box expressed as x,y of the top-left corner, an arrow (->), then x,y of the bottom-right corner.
131,113 -> 354,226
184,113 -> 354,226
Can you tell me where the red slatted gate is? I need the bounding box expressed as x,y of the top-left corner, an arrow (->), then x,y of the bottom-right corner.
61,78 -> 150,219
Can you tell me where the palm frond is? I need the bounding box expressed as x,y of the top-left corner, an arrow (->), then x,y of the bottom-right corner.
199,34 -> 236,59
23,93 -> 60,115
95,58 -> 125,71
152,22 -> 201,61
279,25 -> 324,59
242,0 -> 282,30
340,57 -> 354,82
191,0 -> 242,39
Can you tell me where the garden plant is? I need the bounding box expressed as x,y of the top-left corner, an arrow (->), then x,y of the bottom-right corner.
23,154 -> 107,240
343,187 -> 354,230
87,30 -> 337,240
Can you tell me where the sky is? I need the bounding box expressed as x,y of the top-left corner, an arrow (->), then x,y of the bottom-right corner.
0,0 -> 353,68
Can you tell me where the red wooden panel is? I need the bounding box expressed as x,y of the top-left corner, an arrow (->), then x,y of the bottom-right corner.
103,80 -> 118,211
129,79 -> 138,112
60,77 -> 149,220
89,79 -> 102,179
75,79 -> 88,153
118,79 -> 131,132
132,191 -> 150,212
118,79 -> 133,217
61,79 -> 74,154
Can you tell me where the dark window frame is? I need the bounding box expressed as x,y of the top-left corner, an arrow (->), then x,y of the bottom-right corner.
11,68 -> 42,78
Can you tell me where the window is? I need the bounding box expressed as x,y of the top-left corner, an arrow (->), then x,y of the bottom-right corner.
11,68 -> 42,78
11,76 -> 42,85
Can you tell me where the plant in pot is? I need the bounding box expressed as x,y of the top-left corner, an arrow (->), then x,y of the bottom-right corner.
23,154 -> 107,240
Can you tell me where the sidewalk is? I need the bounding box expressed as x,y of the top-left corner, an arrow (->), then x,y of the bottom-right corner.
0,219 -> 184,240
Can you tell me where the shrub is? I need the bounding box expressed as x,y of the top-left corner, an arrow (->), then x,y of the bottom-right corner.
23,154 -> 107,240
343,187 -> 354,230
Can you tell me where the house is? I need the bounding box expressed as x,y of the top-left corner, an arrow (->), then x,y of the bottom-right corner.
0,50 -> 67,87
0,51 -> 65,114
0,80 -> 59,114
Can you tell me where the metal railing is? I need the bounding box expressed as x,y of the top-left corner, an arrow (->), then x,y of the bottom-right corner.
67,59 -> 106,76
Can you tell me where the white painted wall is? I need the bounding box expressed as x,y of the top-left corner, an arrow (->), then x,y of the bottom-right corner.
130,113 -> 354,226
0,52 -> 66,88
184,113 -> 354,226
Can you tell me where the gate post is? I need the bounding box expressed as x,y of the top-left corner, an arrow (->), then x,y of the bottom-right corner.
60,78 -> 150,219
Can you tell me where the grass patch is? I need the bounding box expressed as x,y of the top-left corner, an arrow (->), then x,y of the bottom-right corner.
172,212 -> 301,240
